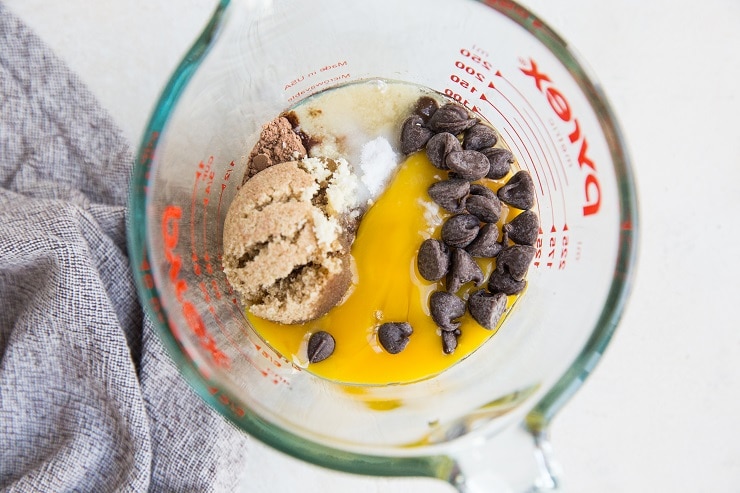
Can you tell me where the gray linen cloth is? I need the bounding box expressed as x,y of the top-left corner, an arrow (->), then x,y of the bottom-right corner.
0,5 -> 250,491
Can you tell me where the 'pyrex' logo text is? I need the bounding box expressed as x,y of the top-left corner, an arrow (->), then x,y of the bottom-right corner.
521,59 -> 601,217
162,205 -> 230,368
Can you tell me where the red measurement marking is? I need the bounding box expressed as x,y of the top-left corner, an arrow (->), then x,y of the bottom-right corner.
211,280 -> 222,300
207,304 -> 249,365
199,282 -> 212,303
140,134 -> 155,163
493,76 -> 571,230
477,95 -> 545,195
183,302 -> 230,368
191,162 -> 202,276
254,352 -> 288,385
461,51 -> 568,229
142,273 -> 154,290
139,131 -> 159,194
286,71 -> 352,104
495,70 -> 569,187
149,295 -> 165,323
502,127 -> 545,221
138,257 -> 154,290
459,48 -> 493,71
139,252 -> 166,323
559,231 -> 569,270
162,204 -> 230,368
533,224 -> 571,270
533,231 -> 543,268
208,386 -> 245,418
250,342 -> 284,370
140,131 -> 159,167
247,341 -> 288,386
521,58 -> 601,217
216,161 -> 235,261
210,307 -> 290,386
201,156 -> 215,276
485,78 -> 566,232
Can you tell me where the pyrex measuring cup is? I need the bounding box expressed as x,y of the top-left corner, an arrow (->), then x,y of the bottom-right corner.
127,0 -> 638,491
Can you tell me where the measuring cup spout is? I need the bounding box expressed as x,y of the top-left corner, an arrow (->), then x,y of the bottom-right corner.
445,424 -> 562,493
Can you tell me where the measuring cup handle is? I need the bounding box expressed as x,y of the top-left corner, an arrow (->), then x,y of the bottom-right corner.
445,423 -> 564,493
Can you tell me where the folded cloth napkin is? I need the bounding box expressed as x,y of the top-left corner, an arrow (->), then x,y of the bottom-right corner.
0,5 -> 250,491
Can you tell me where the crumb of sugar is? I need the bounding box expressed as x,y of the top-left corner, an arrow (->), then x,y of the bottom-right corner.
300,156 -> 362,216
325,158 -> 361,215
311,209 -> 341,249
418,198 -> 443,233
301,156 -> 332,184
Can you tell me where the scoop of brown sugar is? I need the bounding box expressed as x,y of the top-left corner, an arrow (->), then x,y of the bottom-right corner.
223,161 -> 351,324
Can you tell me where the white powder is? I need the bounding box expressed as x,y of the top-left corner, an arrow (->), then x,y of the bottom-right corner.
359,136 -> 398,198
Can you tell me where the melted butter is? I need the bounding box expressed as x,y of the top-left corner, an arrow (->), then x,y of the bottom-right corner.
247,152 -> 522,385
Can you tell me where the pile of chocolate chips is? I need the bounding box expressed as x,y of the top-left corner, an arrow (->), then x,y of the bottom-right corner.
402,97 -> 540,354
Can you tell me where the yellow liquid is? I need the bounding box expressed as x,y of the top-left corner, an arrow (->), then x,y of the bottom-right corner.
247,152 -> 520,385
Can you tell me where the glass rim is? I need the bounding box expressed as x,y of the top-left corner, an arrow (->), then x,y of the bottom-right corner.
126,0 -> 639,479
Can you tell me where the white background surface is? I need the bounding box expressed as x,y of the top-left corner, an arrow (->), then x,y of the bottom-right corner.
5,1 -> 739,491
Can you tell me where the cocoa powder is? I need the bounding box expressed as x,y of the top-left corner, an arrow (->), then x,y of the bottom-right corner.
243,116 -> 307,183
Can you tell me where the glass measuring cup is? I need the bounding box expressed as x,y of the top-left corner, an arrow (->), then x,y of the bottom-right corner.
127,0 -> 638,490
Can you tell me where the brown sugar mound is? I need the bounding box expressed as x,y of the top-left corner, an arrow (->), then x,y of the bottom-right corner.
243,116 -> 307,183
223,161 -> 351,324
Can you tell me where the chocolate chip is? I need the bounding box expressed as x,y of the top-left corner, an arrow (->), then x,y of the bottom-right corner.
482,148 -> 514,180
466,187 -> 501,223
488,269 -> 526,295
445,150 -> 490,181
465,223 -> 502,258
252,153 -> 271,172
447,248 -> 484,293
441,330 -> 459,355
244,154 -> 272,184
498,170 -> 535,210
469,183 -> 497,200
441,214 -> 480,248
400,115 -> 434,154
378,322 -> 413,354
414,96 -> 439,122
307,331 -> 335,363
496,245 -> 536,280
468,290 -> 507,330
427,179 -> 469,213
417,238 -> 450,281
430,291 -> 466,331
426,132 -> 461,169
463,123 -> 498,151
427,103 -> 478,134
504,211 -> 540,246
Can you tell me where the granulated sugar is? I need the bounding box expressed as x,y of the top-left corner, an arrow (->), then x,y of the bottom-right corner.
359,136 -> 397,198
